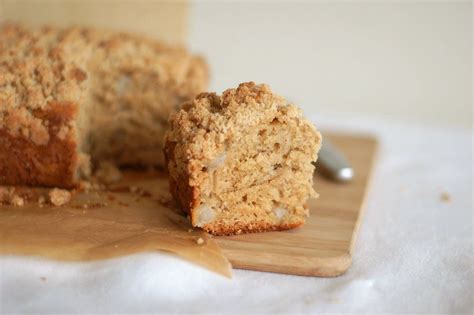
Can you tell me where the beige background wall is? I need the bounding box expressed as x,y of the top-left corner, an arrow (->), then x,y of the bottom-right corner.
0,0 -> 188,44
190,1 -> 472,128
0,1 -> 471,127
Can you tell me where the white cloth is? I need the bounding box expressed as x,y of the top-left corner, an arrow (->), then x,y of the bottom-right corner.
1,115 -> 472,314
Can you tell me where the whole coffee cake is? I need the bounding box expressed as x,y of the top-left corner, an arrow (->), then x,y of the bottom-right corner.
164,82 -> 322,235
0,24 -> 208,188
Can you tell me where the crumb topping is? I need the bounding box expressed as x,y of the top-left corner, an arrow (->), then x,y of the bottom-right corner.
0,23 -> 208,147
166,82 -> 318,176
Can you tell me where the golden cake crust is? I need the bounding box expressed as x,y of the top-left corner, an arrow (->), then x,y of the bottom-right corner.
0,101 -> 79,187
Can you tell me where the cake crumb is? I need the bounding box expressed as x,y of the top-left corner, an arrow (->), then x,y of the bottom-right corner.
79,181 -> 92,192
188,228 -> 193,233
440,192 -> 451,203
0,186 -> 16,205
95,161 -> 122,184
49,188 -> 72,206
156,194 -> 172,206
38,195 -> 46,205
196,237 -> 205,245
11,194 -> 25,207
0,186 -> 8,202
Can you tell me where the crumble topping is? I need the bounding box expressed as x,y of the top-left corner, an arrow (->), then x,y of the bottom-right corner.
49,188 -> 72,206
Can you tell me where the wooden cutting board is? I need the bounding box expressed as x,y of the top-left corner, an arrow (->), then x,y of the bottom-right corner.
1,132 -> 377,278
217,133 -> 378,277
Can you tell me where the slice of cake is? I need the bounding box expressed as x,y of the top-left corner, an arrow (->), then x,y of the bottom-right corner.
0,24 -> 208,188
164,82 -> 322,235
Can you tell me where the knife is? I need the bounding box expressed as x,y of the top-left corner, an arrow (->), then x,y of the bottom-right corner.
314,138 -> 354,183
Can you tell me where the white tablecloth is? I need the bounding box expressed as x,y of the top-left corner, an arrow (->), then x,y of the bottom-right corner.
1,115 -> 472,314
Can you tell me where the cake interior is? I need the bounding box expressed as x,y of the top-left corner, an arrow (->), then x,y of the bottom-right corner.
73,65 -> 177,181
70,35 -> 205,181
77,60 -> 180,169
192,113 -> 318,234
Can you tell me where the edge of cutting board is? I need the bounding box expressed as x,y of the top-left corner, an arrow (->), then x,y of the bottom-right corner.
217,133 -> 379,277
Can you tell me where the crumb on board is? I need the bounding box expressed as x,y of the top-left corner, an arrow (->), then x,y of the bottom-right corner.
156,194 -> 172,206
196,237 -> 205,245
38,195 -> 46,205
0,187 -> 25,206
95,161 -> 122,184
440,192 -> 451,203
85,202 -> 106,209
79,180 -> 92,191
80,180 -> 106,193
49,188 -> 72,206
188,228 -> 193,233
11,194 -> 24,207
0,186 -> 7,199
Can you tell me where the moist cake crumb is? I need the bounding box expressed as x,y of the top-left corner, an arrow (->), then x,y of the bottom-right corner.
164,82 -> 322,235
49,188 -> 72,206
196,237 -> 205,245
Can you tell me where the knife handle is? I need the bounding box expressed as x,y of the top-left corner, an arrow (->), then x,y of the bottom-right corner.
314,139 -> 354,183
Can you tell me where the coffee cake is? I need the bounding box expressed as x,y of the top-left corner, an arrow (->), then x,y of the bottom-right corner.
164,82 -> 322,235
0,24 -> 208,188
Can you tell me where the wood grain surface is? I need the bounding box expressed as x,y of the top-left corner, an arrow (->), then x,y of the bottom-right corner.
216,132 -> 378,277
